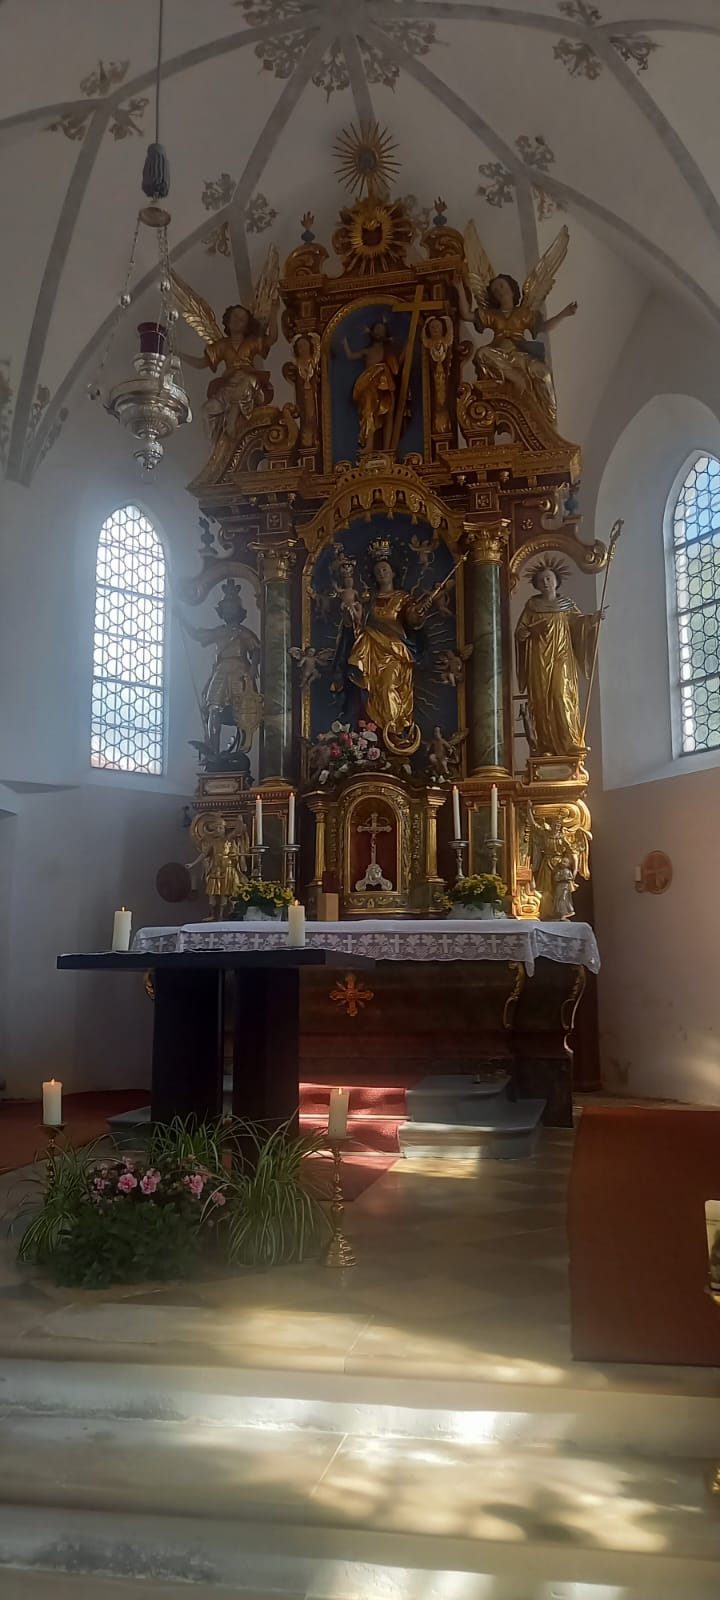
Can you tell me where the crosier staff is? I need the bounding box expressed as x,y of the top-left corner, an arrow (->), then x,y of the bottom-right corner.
579,518 -> 623,748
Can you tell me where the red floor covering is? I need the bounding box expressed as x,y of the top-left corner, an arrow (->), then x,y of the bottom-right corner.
569,1106 -> 720,1365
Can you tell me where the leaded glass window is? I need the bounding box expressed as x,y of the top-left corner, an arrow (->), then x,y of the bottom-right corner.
671,455 -> 720,755
91,504 -> 166,774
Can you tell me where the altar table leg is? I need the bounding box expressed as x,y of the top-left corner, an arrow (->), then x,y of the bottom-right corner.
233,969 -> 300,1136
151,968 -> 224,1124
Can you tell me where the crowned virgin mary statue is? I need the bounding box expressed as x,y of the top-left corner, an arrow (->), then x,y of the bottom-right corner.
332,538 -> 431,756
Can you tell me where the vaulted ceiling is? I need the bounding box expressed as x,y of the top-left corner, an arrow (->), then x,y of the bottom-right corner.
1,0 -> 719,484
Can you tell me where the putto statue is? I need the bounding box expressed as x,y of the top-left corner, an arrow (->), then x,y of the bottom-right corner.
515,558 -> 602,755
171,246 -> 280,441
178,579 -> 263,769
456,223 -> 577,425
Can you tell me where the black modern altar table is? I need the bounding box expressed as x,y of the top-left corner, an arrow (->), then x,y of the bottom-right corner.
57,950 -> 375,1128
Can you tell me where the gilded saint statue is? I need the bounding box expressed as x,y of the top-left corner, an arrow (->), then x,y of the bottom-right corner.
515,560 -> 603,755
331,540 -> 433,756
283,331 -> 321,449
187,817 -> 246,921
456,224 -> 577,425
171,246 -> 280,441
342,321 -> 405,452
421,314 -> 453,435
530,803 -> 591,921
178,579 -> 263,764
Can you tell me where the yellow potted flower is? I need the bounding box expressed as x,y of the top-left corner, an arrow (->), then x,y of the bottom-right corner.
446,874 -> 507,920
231,880 -> 293,922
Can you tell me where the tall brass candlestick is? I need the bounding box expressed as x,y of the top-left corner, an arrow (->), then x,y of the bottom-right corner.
323,1141 -> 356,1268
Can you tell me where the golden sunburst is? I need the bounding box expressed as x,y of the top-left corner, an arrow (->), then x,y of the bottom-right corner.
333,121 -> 400,199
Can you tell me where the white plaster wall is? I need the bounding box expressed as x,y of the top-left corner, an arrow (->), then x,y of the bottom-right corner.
582,292 -> 720,1105
0,398 -> 245,1097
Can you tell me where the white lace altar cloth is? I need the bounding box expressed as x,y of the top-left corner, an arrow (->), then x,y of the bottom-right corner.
132,919 -> 600,977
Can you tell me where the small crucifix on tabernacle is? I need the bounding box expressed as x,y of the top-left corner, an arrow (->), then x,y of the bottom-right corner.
355,810 -> 393,893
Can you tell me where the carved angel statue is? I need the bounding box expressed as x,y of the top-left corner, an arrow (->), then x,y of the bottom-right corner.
171,245 -> 280,440
177,579 -> 263,761
456,223 -> 577,424
288,645 -> 334,690
529,803 -> 591,921
437,644 -> 473,688
283,331 -> 321,449
409,531 -> 439,571
425,725 -> 468,782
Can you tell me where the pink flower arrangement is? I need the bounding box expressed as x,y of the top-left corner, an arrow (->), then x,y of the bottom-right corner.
313,722 -> 389,783
117,1172 -> 138,1194
140,1169 -> 161,1196
183,1173 -> 205,1197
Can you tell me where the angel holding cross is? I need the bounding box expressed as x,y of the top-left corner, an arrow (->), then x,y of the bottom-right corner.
170,246 -> 280,441
456,223 -> 577,425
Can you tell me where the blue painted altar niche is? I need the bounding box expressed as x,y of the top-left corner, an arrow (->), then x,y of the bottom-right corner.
305,513 -> 464,767
323,301 -> 425,467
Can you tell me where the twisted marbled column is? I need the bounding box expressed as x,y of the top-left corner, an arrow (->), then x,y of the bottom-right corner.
259,547 -> 295,783
468,525 -> 510,776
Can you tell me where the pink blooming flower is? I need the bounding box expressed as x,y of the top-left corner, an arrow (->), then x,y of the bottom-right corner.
93,1177 -> 107,1192
367,746 -> 381,761
117,1172 -> 138,1194
122,1159 -> 135,1172
140,1170 -> 161,1195
210,1190 -> 226,1207
183,1174 -> 205,1197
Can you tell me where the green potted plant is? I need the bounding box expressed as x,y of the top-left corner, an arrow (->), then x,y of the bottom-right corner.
446,873 -> 508,920
231,879 -> 293,921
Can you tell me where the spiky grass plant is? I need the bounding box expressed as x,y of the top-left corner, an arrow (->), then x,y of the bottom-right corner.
221,1120 -> 329,1268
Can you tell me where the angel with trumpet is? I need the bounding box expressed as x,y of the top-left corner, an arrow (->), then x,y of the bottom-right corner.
170,246 -> 280,441
455,223 -> 577,425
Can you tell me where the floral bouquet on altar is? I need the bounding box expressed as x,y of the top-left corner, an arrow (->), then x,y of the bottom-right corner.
231,879 -> 293,920
311,720 -> 390,785
446,873 -> 508,920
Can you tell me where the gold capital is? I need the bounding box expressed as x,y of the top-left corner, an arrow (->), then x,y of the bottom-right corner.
257,543 -> 297,582
464,519 -> 511,565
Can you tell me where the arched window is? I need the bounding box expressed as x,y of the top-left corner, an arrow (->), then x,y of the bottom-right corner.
91,504 -> 166,775
669,454 -> 720,755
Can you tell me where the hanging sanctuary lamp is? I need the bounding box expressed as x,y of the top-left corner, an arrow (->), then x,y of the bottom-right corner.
89,0 -> 190,471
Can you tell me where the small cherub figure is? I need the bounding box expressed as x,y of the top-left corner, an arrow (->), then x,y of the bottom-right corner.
288,644 -> 334,690
330,551 -> 364,632
437,644 -> 473,687
409,531 -> 439,572
426,725 -> 468,782
421,313 -> 454,434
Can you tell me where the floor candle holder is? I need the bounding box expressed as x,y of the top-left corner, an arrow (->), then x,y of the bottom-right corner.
41,1123 -> 65,1180
323,1140 -> 356,1268
450,838 -> 468,883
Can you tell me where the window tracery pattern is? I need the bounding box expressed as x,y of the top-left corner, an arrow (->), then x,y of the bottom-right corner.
91,504 -> 166,774
671,455 -> 720,754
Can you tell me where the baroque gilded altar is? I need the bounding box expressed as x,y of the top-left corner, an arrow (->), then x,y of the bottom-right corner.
172,127 -> 612,930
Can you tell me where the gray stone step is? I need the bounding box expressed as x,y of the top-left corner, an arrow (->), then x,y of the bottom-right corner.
406,1072 -> 511,1125
399,1097 -> 546,1160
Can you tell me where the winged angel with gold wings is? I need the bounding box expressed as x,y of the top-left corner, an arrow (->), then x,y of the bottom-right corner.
171,246 -> 280,442
456,224 -> 577,425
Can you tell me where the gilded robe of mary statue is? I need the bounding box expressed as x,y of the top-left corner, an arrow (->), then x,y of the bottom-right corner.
332,548 -> 429,756
515,562 -> 601,754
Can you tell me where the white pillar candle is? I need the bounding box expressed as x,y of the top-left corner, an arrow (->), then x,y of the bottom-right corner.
328,1086 -> 349,1140
42,1078 -> 63,1127
254,796 -> 263,848
111,907 -> 132,952
287,900 -> 305,948
452,785 -> 462,840
288,791 -> 296,846
490,784 -> 498,840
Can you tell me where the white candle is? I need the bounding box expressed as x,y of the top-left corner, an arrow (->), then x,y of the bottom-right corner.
42,1078 -> 63,1127
328,1086 -> 349,1140
490,784 -> 498,840
634,865 -> 642,885
254,796 -> 263,848
288,791 -> 296,846
111,907 -> 132,952
287,900 -> 305,948
452,785 -> 462,841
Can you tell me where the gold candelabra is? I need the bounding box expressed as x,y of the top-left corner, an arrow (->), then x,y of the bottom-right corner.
323,1141 -> 356,1268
